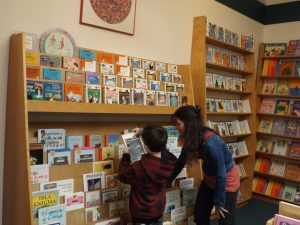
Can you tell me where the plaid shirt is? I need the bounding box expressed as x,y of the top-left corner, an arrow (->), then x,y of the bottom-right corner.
118,150 -> 177,220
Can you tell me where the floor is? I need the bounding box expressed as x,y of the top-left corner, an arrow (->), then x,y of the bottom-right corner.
211,198 -> 278,225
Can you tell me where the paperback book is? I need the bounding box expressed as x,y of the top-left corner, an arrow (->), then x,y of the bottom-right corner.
284,120 -> 299,136
259,98 -> 276,114
86,72 -> 100,85
121,77 -> 134,88
47,148 -> 71,166
130,57 -> 142,68
169,92 -> 180,107
150,80 -> 161,91
132,68 -> 145,79
38,204 -> 66,225
64,83 -> 83,102
271,118 -> 286,135
40,55 -> 62,67
143,59 -> 155,70
85,191 -> 100,208
160,72 -> 171,82
43,68 -> 62,81
115,55 -> 128,66
157,91 -> 168,106
122,133 -> 145,162
65,71 -> 85,83
278,60 -> 295,77
40,179 -> 74,197
104,86 -> 119,104
119,88 -> 131,105
65,192 -> 85,211
259,118 -> 273,133
83,172 -> 106,191
262,79 -> 277,95
264,43 -> 286,56
165,82 -> 176,92
276,80 -> 290,95
85,206 -> 101,223
146,70 -> 157,80
136,78 -> 147,89
116,65 -> 130,77
26,66 -> 40,80
74,147 -> 95,163
102,188 -> 118,203
86,84 -> 101,103
32,189 -> 59,218
38,128 -> 65,149
256,139 -> 273,153
103,74 -> 117,87
100,63 -> 114,75
145,90 -> 156,106
274,99 -> 290,115
132,89 -> 145,105
97,51 -> 114,64
93,161 -> 114,175
27,80 -> 43,100
273,140 -> 288,156
99,147 -> 115,160
156,62 -> 166,72
63,57 -> 80,70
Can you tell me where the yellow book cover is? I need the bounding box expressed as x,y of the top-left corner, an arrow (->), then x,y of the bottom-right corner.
93,160 -> 114,175
32,189 -> 59,218
26,51 -> 39,66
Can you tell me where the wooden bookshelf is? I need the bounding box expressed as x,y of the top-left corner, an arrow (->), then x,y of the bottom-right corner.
3,33 -> 198,225
190,16 -> 256,205
256,43 -> 300,205
253,191 -> 300,206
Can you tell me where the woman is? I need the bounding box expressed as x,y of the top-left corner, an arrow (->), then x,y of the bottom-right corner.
170,105 -> 240,225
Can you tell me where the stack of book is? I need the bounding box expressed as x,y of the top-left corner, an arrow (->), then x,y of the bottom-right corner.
207,120 -> 251,136
261,79 -> 300,96
206,98 -> 250,113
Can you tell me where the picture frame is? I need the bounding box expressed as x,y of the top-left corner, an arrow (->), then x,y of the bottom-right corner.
80,0 -> 137,36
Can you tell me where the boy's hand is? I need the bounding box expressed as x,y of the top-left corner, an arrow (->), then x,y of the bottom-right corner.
133,128 -> 141,134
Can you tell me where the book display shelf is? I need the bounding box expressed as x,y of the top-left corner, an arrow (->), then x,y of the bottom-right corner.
190,16 -> 256,206
3,33 -> 199,225
254,43 -> 300,206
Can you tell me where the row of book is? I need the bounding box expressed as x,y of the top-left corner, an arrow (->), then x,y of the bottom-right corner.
262,59 -> 300,77
262,79 -> 300,96
259,98 -> 299,116
257,138 -> 300,158
207,120 -> 251,136
227,141 -> 249,158
264,41 -> 300,57
259,117 -> 300,137
206,21 -> 254,51
206,98 -> 251,113
253,176 -> 300,205
27,81 -> 182,106
255,157 -> 300,180
207,47 -> 245,70
206,72 -> 246,91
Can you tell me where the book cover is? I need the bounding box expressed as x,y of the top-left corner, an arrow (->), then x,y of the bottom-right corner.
119,88 -> 131,105
206,47 -> 213,63
259,98 -> 276,114
122,133 -> 145,162
231,120 -> 242,135
256,139 -> 273,153
40,55 -> 61,67
230,54 -> 239,69
150,80 -> 161,91
65,192 -> 85,211
105,134 -> 120,147
285,163 -> 300,181
63,57 -> 80,70
206,73 -> 214,87
26,51 -> 39,66
289,80 -> 300,96
295,186 -> 300,203
262,79 -> 277,95
182,188 -> 197,208
165,82 -> 176,92
264,43 -> 286,56
278,60 -> 296,77
64,83 -> 83,102
85,135 -> 103,148
132,68 -> 145,79
157,91 -> 168,106
38,128 -> 65,149
102,188 -> 118,203
282,184 -> 297,201
86,72 -> 100,85
32,189 -> 59,218
241,99 -> 251,113
287,40 -> 298,55
289,142 -> 300,158
27,80 -> 43,100
24,33 -> 38,51
105,174 -> 121,188
252,177 -> 268,193
156,62 -> 166,72
275,99 -> 290,115
168,64 -> 178,74
43,82 -> 63,101
85,191 -> 100,208
269,159 -> 286,177
218,122 -> 229,136
97,51 -> 114,64
115,55 -> 128,66
43,68 -> 62,81
100,63 -> 114,75
284,120 -> 299,136
104,86 -> 119,104
132,89 -> 145,105
146,70 -> 157,80
30,164 -> 49,184
160,72 -> 171,82
236,141 -> 249,156
207,22 -> 217,39
80,59 -> 96,72
109,200 -> 125,217
213,48 -> 222,65
238,55 -> 245,70
74,147 -> 95,163
216,99 -> 225,112
99,147 -> 115,160
235,79 -> 242,91
116,65 -> 130,77
26,66 -> 40,80
225,29 -> 232,44
93,161 -> 114,175
274,214 -> 300,225
273,140 -> 288,156
86,84 -> 101,103
217,26 -> 224,41
164,189 -> 181,215
232,32 -> 239,46
169,92 -> 180,107
40,179 -> 74,197
259,118 -> 273,133
130,57 -> 142,68
266,180 -> 284,197
85,206 -> 101,223
66,136 -> 84,149
47,148 -> 71,166
179,178 -> 194,190
171,206 -> 187,222
221,51 -> 230,67
136,78 -> 147,89
65,71 -> 85,83
271,118 -> 286,135
239,120 -> 251,134
176,83 -> 184,93
83,172 -> 105,191
145,90 -> 156,106
79,49 -> 95,60
103,74 -> 117,87
294,60 -> 300,76
38,204 -> 66,225
142,60 -> 155,70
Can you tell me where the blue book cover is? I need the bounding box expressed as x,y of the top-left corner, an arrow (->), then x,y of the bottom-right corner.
27,80 -> 43,100
79,49 -> 94,60
86,72 -> 100,84
106,134 -> 120,147
43,68 -> 62,81
43,82 -> 63,101
47,148 -> 71,166
271,119 -> 286,135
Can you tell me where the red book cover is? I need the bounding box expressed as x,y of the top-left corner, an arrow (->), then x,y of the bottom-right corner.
255,177 -> 268,193
278,60 -> 296,77
270,181 -> 284,197
267,60 -> 278,76
259,158 -> 271,173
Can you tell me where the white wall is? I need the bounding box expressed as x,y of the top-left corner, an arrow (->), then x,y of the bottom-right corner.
0,0 -> 264,221
264,21 -> 300,42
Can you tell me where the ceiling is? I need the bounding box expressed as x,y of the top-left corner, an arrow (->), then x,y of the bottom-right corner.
258,0 -> 299,5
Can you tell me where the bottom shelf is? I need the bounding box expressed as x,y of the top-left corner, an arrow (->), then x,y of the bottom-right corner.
253,191 -> 300,206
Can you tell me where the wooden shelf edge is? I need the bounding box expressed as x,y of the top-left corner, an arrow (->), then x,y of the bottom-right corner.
207,112 -> 252,116
206,87 -> 252,95
253,191 -> 300,206
256,151 -> 300,162
221,133 -> 252,139
254,171 -> 300,184
263,55 -> 300,59
259,75 -> 300,80
206,62 -> 253,75
27,101 -> 178,115
233,154 -> 250,160
205,37 -> 254,55
257,113 -> 300,120
258,94 -> 300,99
256,132 -> 300,141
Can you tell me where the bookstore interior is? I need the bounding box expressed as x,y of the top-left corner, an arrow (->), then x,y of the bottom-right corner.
2,1 -> 300,225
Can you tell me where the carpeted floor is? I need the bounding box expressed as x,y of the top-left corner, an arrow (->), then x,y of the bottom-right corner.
211,198 -> 278,225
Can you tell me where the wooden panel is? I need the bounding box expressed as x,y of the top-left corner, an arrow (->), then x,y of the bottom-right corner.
279,201 -> 300,220
206,62 -> 253,76
178,64 -> 195,105
3,34 -> 32,225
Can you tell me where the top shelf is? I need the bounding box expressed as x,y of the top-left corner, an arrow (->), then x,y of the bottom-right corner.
206,37 -> 254,55
263,55 -> 300,60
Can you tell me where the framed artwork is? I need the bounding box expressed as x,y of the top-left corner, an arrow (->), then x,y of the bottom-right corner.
80,0 -> 137,36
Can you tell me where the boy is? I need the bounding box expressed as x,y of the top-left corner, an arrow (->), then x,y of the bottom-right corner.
118,126 -> 177,225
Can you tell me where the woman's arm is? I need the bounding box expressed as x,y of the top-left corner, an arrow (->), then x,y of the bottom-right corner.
167,150 -> 187,184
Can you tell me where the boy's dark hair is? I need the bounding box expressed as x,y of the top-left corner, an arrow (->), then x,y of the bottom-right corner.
141,126 -> 168,153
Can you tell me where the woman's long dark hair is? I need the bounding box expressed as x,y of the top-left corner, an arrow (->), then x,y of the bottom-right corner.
172,105 -> 213,162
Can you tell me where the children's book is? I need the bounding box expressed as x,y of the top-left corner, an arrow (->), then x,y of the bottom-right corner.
169,92 -> 180,107
256,139 -> 273,153
38,128 -> 65,149
145,90 -> 156,106
119,88 -> 131,105
239,120 -> 251,134
176,83 -> 184,93
289,142 -> 300,158
83,172 -> 105,192
63,57 -> 80,70
65,71 -> 85,83
47,148 -> 71,166
259,118 -> 273,133
238,55 -> 245,70
79,49 -> 95,60
146,70 -> 157,80
269,159 -> 286,177
99,147 -> 115,160
225,29 -> 232,44
26,66 -> 40,80
143,60 -> 155,70
284,120 -> 299,136
287,40 -> 298,55
278,60 -> 295,77
27,80 -> 43,100
122,133 -> 145,162
207,22 -> 217,39
136,78 -> 147,89
86,72 -> 100,85
74,147 -> 95,163
130,57 -> 142,68
232,32 -> 239,46
160,72 -> 171,82
273,140 -> 289,156
206,47 -> 213,63
164,189 -> 181,215
213,48 -> 222,65
276,80 -> 290,95
97,51 -> 114,64
103,74 -> 117,87
100,63 -> 114,75
105,134 -> 120,147
65,192 -> 85,211
40,55 -> 62,67
121,77 -> 134,88
40,179 -> 74,197
102,189 -> 118,203
259,98 -> 276,114
85,191 -> 100,208
182,188 -> 197,208
230,54 -> 238,69
66,136 -> 84,149
38,204 -> 66,225
116,65 -> 130,77
105,174 -> 121,188
262,79 -> 277,95
115,55 -> 128,66
132,68 -> 145,79
30,164 -> 49,184
168,64 -> 178,74
165,82 -> 176,92
32,189 -> 59,218
43,68 -> 62,81
264,43 -> 286,56
289,80 -> 300,96
132,89 -> 145,105
104,86 -> 119,104
274,214 -> 300,225
85,135 -> 103,148
221,51 -> 230,67
156,62 -> 167,72
109,200 -> 125,217
64,83 -> 83,102
85,206 -> 101,223
24,33 -> 38,51
150,80 -> 160,91
86,84 -> 101,103
294,60 -> 300,76
26,51 -> 39,66
217,26 -> 224,41
157,91 -> 168,106
285,163 -> 300,181
81,60 -> 96,72
282,184 -> 297,202
93,160 -> 114,175
271,118 -> 286,135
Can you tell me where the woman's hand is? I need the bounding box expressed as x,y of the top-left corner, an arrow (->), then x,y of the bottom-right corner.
215,205 -> 228,219
133,128 -> 141,134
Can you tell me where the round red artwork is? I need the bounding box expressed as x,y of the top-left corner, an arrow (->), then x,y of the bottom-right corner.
90,0 -> 132,24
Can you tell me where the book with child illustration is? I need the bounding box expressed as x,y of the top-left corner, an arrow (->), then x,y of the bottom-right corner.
122,133 -> 145,162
